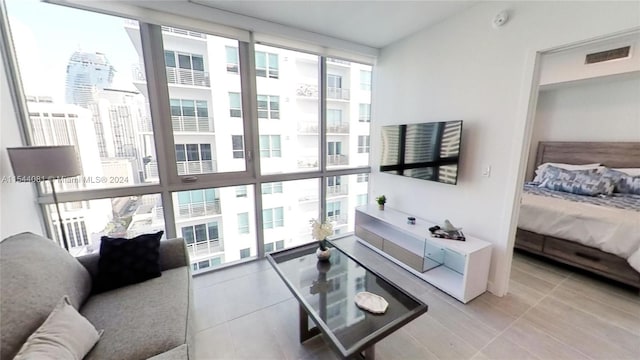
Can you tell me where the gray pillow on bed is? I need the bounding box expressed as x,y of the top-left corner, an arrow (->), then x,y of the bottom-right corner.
533,165 -> 599,184
540,174 -> 615,196
599,168 -> 640,195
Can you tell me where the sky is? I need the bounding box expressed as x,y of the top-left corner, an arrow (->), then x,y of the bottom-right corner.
6,0 -> 140,102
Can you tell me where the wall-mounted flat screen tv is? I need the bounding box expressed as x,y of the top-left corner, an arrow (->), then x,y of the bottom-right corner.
380,120 -> 463,185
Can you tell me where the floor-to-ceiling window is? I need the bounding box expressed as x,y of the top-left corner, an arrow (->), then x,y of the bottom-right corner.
4,0 -> 372,273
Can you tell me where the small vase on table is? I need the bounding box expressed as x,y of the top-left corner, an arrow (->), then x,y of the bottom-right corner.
316,239 -> 331,261
310,218 -> 333,261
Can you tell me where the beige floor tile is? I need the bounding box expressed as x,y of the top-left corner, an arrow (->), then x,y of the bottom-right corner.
475,282 -> 535,319
434,290 -> 518,332
512,251 -> 574,277
509,267 -> 558,294
550,285 -> 640,335
423,293 -> 498,350
500,318 -> 590,359
480,336 -> 540,360
226,310 -> 288,359
404,313 -> 477,360
376,327 -> 440,360
523,297 -> 639,359
562,274 -> 640,314
511,255 -> 571,285
194,322 -> 236,360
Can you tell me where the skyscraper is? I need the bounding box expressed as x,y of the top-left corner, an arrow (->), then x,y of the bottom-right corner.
65,51 -> 115,108
25,97 -> 113,253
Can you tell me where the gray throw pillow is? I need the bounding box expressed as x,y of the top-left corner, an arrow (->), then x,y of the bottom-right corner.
13,296 -> 102,360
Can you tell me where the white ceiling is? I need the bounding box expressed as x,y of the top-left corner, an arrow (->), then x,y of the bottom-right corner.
190,1 -> 476,48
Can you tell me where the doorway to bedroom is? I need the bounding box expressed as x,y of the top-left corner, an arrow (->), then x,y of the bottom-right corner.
510,29 -> 640,292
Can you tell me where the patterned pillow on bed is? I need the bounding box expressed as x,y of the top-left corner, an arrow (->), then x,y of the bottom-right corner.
539,174 -> 615,196
533,165 -> 599,184
599,168 -> 640,195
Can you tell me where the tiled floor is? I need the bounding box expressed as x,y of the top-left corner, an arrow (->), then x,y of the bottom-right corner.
192,237 -> 640,359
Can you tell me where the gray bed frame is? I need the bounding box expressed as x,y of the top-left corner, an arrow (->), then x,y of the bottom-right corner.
515,141 -> 640,288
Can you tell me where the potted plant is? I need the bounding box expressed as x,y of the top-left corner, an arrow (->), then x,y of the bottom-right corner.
376,195 -> 386,210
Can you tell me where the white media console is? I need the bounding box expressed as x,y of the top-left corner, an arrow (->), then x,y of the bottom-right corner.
354,205 -> 492,303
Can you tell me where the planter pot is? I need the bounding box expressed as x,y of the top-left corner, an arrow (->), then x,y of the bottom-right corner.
378,204 -> 385,210
316,247 -> 331,261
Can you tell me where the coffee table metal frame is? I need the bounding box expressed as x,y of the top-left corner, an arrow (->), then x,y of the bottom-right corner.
267,238 -> 428,359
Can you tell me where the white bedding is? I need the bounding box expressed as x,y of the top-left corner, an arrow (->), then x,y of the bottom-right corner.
519,193 -> 640,272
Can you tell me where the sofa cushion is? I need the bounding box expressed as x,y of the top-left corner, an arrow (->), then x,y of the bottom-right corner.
80,267 -> 190,360
94,231 -> 164,293
14,296 -> 102,360
0,232 -> 92,360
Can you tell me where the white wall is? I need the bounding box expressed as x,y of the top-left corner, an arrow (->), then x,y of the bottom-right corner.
527,74 -> 640,178
370,1 -> 640,295
0,56 -> 46,239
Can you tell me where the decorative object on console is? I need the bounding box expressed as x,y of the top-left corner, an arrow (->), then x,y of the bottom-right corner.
376,195 -> 386,210
354,292 -> 389,314
311,219 -> 333,261
430,220 -> 466,241
7,145 -> 81,251
407,216 -> 416,225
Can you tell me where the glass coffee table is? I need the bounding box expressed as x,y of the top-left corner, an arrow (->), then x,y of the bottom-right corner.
267,237 -> 428,359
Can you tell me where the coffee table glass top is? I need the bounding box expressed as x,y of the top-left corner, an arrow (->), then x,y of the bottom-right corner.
268,238 -> 427,357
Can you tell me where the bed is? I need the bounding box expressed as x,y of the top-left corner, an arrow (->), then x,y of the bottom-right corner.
515,141 -> 640,288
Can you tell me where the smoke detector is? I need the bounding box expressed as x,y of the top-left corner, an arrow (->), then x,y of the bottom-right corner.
493,10 -> 509,28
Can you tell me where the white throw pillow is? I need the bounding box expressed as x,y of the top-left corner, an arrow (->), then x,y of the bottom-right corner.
533,162 -> 602,183
14,296 -> 102,360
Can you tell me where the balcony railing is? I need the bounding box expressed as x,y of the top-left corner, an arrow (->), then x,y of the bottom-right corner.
296,84 -> 350,100
297,156 -> 318,169
327,184 -> 348,196
161,26 -> 206,39
187,238 -> 224,259
297,121 -> 348,134
153,206 -> 164,221
327,214 -> 348,225
172,116 -> 213,133
327,87 -> 350,100
177,200 -> 221,219
145,162 -> 159,179
298,121 -> 318,133
296,83 -> 318,98
327,154 -> 349,166
166,67 -> 210,87
327,122 -> 349,134
177,160 -> 216,175
138,116 -> 153,132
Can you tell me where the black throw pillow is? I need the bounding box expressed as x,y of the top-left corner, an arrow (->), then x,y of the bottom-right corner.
94,231 -> 164,293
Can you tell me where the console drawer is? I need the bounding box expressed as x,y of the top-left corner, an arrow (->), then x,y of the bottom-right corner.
383,240 -> 424,272
355,225 -> 384,250
515,229 -> 544,252
543,237 -> 640,282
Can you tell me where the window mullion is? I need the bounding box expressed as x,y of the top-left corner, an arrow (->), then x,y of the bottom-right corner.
319,57 -> 328,223
242,34 -> 265,258
139,22 -> 177,238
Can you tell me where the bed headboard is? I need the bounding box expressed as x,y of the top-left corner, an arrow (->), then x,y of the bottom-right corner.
535,142 -> 640,169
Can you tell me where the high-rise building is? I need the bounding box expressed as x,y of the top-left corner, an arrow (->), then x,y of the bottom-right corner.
24,97 -> 113,254
124,23 -> 371,272
65,51 -> 115,108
